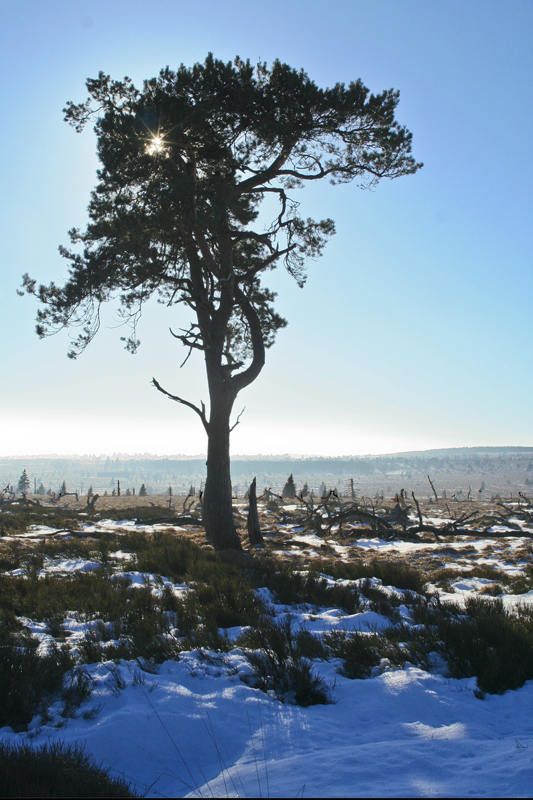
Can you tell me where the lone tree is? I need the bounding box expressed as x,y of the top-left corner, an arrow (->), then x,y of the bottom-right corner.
17,469 -> 31,496
282,473 -> 297,499
21,55 -> 421,550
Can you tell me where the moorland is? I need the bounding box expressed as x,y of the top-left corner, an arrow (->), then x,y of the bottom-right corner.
1,478 -> 532,796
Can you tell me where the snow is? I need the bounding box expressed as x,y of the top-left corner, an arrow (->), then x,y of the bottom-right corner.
2,523 -> 533,797
2,655 -> 532,797
350,536 -> 531,555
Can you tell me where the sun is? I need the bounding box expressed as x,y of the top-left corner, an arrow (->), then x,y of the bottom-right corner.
146,135 -> 165,155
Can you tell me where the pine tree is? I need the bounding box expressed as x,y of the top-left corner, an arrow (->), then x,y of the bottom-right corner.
300,482 -> 309,498
37,481 -> 46,495
139,484 -> 147,497
23,56 -> 421,550
17,469 -> 30,495
282,474 -> 296,499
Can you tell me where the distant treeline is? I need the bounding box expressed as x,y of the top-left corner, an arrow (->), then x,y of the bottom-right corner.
1,448 -> 532,495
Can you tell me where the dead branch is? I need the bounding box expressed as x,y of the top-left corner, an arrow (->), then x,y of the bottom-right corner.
52,491 -> 79,504
412,492 -> 423,528
152,377 -> 209,433
135,515 -> 202,526
183,491 -> 195,514
17,494 -> 43,507
323,503 -> 395,536
229,406 -> 246,433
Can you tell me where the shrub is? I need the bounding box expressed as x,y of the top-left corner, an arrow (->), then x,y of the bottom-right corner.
0,624 -> 75,730
246,557 -> 363,612
358,579 -> 402,622
311,558 -> 427,595
324,629 -> 405,679
60,667 -> 95,718
0,740 -> 138,797
238,616 -> 331,706
76,584 -> 182,666
121,531 -> 209,581
403,595 -> 533,694
187,571 -> 263,630
442,598 -> 533,694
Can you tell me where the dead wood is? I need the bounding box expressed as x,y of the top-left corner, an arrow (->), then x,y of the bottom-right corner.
52,491 -> 79,504
427,475 -> 438,502
412,492 -> 423,528
134,515 -> 202,527
247,477 -> 263,546
87,494 -> 99,510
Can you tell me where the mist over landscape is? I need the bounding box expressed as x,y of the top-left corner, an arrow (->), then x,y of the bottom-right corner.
3,447 -> 532,498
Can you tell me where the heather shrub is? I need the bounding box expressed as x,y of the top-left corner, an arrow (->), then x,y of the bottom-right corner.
324,628 -> 405,679
238,616 -> 331,706
0,622 -> 76,730
0,740 -> 138,797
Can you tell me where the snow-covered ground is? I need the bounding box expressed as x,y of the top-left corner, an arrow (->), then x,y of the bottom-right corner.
4,650 -> 533,798
1,521 -> 533,797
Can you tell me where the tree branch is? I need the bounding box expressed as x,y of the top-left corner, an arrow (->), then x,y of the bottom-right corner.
151,377 -> 209,433
229,287 -> 266,393
234,144 -> 295,195
169,325 -> 206,351
229,406 -> 246,433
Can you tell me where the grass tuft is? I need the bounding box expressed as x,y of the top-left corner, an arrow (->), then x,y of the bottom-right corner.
0,739 -> 138,797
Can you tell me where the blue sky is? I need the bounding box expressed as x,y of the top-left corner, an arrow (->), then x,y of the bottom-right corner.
1,0 -> 531,457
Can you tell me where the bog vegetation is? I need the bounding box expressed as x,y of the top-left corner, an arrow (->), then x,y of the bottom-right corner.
1,490 -> 532,794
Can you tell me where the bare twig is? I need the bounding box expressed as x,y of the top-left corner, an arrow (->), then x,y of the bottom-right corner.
229,406 -> 246,433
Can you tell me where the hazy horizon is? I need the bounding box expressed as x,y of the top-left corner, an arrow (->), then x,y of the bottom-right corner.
2,445 -> 532,461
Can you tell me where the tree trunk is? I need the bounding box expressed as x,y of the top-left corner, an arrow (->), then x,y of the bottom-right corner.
203,393 -> 242,551
247,477 -> 263,546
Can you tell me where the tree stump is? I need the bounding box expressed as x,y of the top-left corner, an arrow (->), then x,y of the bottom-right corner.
247,477 -> 263,546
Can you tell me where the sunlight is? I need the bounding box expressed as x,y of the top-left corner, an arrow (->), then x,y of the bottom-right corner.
146,135 -> 165,155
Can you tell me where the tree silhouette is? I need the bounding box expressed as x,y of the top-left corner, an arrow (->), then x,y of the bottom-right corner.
17,469 -> 30,495
21,55 -> 421,549
282,473 -> 297,499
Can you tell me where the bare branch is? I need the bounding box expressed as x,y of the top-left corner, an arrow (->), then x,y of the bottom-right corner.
152,377 -> 209,433
229,406 -> 246,433
169,325 -> 206,351
427,475 -> 439,502
179,347 -> 193,369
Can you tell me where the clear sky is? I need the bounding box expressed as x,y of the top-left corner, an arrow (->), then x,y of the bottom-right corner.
1,0 -> 532,458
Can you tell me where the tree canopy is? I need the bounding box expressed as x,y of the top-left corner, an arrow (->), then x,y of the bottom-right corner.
23,55 -> 420,363
22,55 -> 422,549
